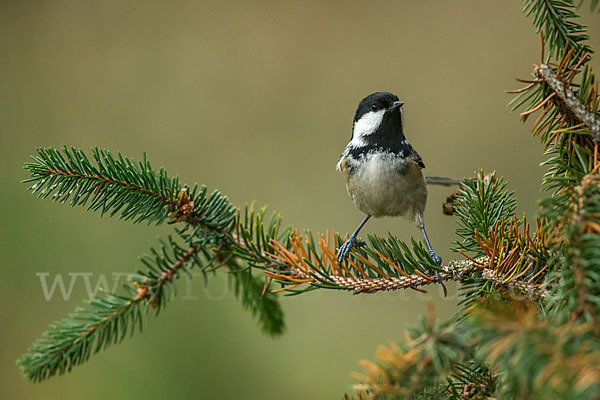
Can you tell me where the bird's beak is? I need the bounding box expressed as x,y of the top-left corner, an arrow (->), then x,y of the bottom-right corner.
390,100 -> 404,110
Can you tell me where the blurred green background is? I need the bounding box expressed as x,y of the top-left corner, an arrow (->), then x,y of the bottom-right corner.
1,1 -> 598,398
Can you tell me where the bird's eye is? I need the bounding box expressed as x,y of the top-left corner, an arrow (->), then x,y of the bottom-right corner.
371,104 -> 377,111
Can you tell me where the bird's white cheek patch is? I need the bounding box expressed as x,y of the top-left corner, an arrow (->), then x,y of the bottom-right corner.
349,110 -> 385,148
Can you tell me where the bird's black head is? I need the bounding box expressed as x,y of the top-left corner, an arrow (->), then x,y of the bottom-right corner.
350,92 -> 406,150
353,92 -> 403,123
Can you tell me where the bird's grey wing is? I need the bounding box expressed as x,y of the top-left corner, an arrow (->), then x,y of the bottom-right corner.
410,147 -> 425,169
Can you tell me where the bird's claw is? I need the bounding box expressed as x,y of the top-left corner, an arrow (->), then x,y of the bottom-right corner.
337,235 -> 365,263
429,251 -> 442,267
428,250 -> 442,282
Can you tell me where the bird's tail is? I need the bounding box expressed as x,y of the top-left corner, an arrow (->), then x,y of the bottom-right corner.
424,175 -> 463,186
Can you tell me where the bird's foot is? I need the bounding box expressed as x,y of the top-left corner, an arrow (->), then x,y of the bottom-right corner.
428,250 -> 443,282
337,234 -> 366,264
429,250 -> 442,266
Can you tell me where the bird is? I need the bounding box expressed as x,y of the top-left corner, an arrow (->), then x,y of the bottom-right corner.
336,91 -> 442,275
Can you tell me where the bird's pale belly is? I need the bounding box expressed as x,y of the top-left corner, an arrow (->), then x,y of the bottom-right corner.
345,153 -> 427,218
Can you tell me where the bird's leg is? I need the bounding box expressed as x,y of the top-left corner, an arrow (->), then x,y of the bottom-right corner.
337,215 -> 371,263
416,214 -> 442,281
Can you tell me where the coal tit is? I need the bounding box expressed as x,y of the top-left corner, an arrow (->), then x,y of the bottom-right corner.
336,92 -> 442,271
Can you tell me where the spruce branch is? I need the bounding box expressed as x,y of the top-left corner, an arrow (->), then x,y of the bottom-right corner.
227,171 -> 549,302
448,170 -> 551,309
269,256 -> 480,294
267,250 -> 549,301
18,150 -> 553,385
132,238 -> 202,311
352,305 -> 485,400
258,224 -> 549,300
17,239 -> 201,383
228,263 -> 286,336
452,172 -> 517,257
508,18 -> 600,335
17,291 -> 145,383
23,147 -> 548,362
535,63 -> 600,140
481,269 -> 549,301
522,0 -> 592,62
509,37 -> 598,152
24,146 -> 236,232
550,166 -> 600,333
19,148 -> 292,382
469,302 -> 600,398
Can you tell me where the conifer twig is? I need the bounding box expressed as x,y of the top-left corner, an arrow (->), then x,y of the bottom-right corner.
134,242 -> 201,307
535,63 -> 600,140
481,269 -> 549,301
17,240 -> 201,383
264,241 -> 549,300
286,258 -> 479,293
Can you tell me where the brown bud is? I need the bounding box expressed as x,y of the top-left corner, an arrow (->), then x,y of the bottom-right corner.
442,192 -> 458,216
